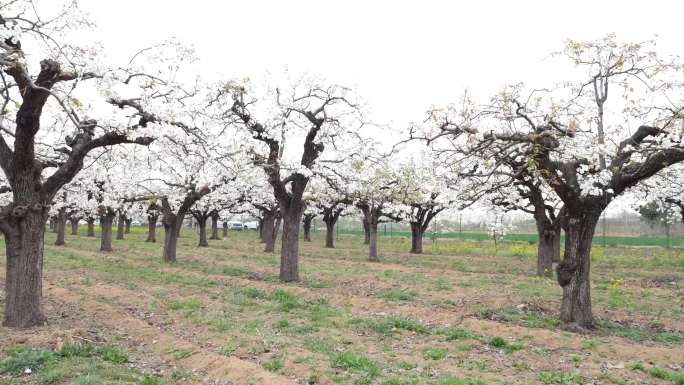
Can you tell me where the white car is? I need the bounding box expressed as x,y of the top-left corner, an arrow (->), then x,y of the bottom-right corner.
243,221 -> 258,230
228,221 -> 243,231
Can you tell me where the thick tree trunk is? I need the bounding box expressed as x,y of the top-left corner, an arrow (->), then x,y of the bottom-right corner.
146,214 -> 158,242
210,213 -> 219,240
3,211 -> 49,328
69,218 -> 79,236
280,208 -> 302,282
409,222 -> 424,254
197,216 -> 209,247
124,218 -> 132,234
258,218 -> 264,241
116,212 -> 125,240
99,212 -> 115,252
222,221 -> 228,238
303,215 -> 313,242
262,212 -> 276,252
537,225 -> 561,277
54,208 -> 66,246
368,220 -> 379,262
362,217 -> 370,245
86,218 -> 95,237
162,222 -> 179,263
552,231 -> 561,263
557,211 -> 601,330
324,219 -> 335,248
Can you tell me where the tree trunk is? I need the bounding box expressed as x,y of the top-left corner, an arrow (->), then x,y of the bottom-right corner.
222,221 -> 228,238
303,216 -> 313,242
258,218 -> 264,241
116,211 -> 125,240
362,217 -> 370,245
210,213 -> 219,240
368,219 -> 379,262
537,231 -> 555,278
161,212 -> 183,263
324,219 -> 335,248
280,208 -> 302,282
100,212 -> 115,252
86,218 -> 95,237
552,230 -> 561,263
125,218 -> 132,233
146,214 -> 158,242
262,212 -> 276,252
3,210 -> 49,328
556,211 -> 601,330
69,218 -> 79,236
197,216 -> 209,247
162,221 -> 179,263
409,222 -> 424,254
54,208 -> 66,246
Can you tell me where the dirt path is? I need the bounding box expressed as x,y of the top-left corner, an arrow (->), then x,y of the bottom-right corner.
48,265 -> 684,370
44,282 -> 297,385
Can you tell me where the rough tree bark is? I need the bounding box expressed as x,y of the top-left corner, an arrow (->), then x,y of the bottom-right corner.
409,222 -> 423,254
124,218 -> 132,233
191,210 -> 209,247
358,205 -> 380,262
86,218 -> 96,237
537,223 -> 562,278
210,212 -> 219,240
362,217 -> 370,245
0,56 -> 154,327
99,208 -> 116,252
116,211 -> 125,240
261,210 -> 277,252
280,203 -> 303,281
222,221 -> 228,238
69,216 -> 80,236
146,214 -> 158,242
557,210 -> 601,330
302,214 -> 314,242
160,188 -> 209,262
54,207 -> 67,246
322,207 -> 343,248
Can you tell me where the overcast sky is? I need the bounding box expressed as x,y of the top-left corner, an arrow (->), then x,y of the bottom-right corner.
81,0 -> 684,130
78,1 -> 683,219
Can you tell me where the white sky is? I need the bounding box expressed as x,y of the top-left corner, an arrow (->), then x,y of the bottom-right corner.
81,0 -> 684,131
78,0 -> 682,219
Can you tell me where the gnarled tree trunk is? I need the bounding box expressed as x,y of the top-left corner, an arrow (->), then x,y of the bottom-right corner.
537,224 -> 561,277
257,217 -> 264,241
54,207 -> 66,246
261,211 -> 277,252
324,219 -> 335,248
409,222 -> 423,254
556,211 -> 601,330
69,217 -> 79,236
303,215 -> 313,242
210,212 -> 219,240
162,217 -> 180,263
197,215 -> 209,247
280,205 -> 303,282
116,211 -> 125,240
146,214 -> 158,242
368,219 -> 379,262
222,221 -> 228,238
86,218 -> 95,237
362,217 -> 370,245
99,210 -> 116,252
125,218 -> 132,233
3,210 -> 49,328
